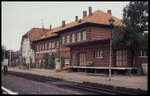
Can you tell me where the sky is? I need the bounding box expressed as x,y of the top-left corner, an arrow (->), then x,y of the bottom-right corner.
2,1 -> 129,51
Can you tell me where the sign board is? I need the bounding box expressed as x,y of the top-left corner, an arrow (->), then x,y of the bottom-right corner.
3,59 -> 8,66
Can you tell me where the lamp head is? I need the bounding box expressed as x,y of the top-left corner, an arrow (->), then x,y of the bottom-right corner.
109,18 -> 115,25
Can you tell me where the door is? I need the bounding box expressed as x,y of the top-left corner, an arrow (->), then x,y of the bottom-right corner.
116,49 -> 128,67
79,53 -> 86,66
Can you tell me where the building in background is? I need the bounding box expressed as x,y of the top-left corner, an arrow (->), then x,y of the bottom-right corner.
11,50 -> 22,67
20,28 -> 49,68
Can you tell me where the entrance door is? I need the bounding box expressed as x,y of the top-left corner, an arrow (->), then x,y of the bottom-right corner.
116,49 -> 128,67
79,53 -> 86,66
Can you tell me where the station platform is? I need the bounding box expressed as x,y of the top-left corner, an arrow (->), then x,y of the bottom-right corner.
7,67 -> 147,91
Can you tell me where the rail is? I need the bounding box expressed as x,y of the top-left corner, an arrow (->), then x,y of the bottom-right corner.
2,86 -> 18,95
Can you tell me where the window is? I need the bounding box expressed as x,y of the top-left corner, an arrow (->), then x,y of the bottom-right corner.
116,50 -> 128,66
72,33 -> 75,43
62,37 -> 65,44
36,45 -> 38,51
82,31 -> 86,40
40,44 -> 42,51
45,43 -> 47,50
56,40 -> 59,48
95,50 -> 103,58
77,32 -> 81,41
138,50 -> 147,57
42,43 -> 44,50
52,41 -> 55,48
49,41 -> 52,49
67,35 -> 70,43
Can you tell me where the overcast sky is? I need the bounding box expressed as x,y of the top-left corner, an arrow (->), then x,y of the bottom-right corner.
2,1 -> 129,51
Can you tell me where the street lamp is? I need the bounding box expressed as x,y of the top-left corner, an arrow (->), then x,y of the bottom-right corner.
108,18 -> 115,81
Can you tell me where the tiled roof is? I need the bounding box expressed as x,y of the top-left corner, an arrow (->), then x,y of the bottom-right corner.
37,9 -> 124,41
23,28 -> 49,41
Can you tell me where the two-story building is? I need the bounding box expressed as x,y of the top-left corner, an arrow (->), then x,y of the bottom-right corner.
32,7 -> 147,74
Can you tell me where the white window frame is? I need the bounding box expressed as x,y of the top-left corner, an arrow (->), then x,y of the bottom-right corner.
37,45 -> 38,51
49,41 -> 52,49
42,43 -> 44,50
67,35 -> 70,43
62,37 -> 65,44
45,43 -> 47,50
40,44 -> 42,51
95,50 -> 104,58
52,41 -> 55,48
77,32 -> 81,42
72,33 -> 75,43
138,50 -> 147,58
82,31 -> 86,40
56,40 -> 59,48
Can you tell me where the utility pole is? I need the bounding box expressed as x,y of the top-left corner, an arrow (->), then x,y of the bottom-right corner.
108,18 -> 115,81
9,50 -> 11,67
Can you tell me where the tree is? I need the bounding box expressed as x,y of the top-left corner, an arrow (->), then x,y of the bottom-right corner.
40,59 -> 44,68
43,53 -> 49,68
112,1 -> 148,67
48,54 -> 55,69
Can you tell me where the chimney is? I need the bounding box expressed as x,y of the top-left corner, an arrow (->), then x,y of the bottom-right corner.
62,20 -> 66,27
83,11 -> 87,18
50,24 -> 52,30
107,10 -> 112,15
79,19 -> 82,23
75,16 -> 78,22
88,7 -> 92,16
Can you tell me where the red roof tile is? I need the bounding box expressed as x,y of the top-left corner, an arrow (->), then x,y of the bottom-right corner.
36,9 -> 124,41
23,28 -> 49,41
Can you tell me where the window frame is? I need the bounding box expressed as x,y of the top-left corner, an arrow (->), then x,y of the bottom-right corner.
62,36 -> 65,44
95,50 -> 104,58
72,33 -> 75,43
82,31 -> 86,40
56,40 -> 59,48
67,35 -> 70,43
77,32 -> 81,42
138,50 -> 147,58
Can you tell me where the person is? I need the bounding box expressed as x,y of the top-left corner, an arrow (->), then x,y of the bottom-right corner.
3,65 -> 8,75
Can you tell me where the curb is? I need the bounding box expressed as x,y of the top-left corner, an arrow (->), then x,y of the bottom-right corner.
83,81 -> 147,94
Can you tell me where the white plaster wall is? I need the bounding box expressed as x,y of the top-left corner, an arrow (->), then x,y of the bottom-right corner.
22,37 -> 35,64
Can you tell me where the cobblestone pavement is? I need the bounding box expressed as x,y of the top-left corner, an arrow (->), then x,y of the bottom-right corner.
8,67 -> 148,91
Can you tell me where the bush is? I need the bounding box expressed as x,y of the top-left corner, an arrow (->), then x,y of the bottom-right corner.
48,54 -> 55,69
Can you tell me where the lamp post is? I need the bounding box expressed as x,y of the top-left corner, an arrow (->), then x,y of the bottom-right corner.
108,18 -> 115,81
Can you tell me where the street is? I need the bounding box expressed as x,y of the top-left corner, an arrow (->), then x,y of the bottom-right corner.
1,74 -> 82,95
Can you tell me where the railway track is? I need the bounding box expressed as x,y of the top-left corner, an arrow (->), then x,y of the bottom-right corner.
6,72 -> 147,95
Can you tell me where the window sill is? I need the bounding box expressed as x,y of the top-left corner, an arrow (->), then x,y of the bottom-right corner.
138,56 -> 147,58
95,57 -> 104,59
